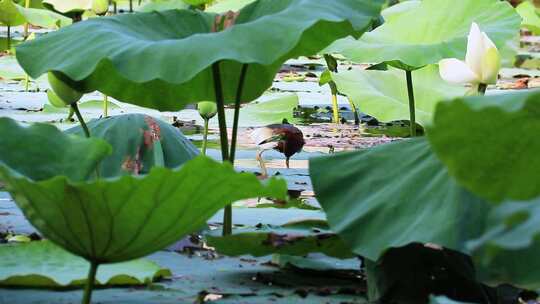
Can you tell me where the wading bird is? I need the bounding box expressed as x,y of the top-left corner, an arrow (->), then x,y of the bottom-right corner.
250,119 -> 305,177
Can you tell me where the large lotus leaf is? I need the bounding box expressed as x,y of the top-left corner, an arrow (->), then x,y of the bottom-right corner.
325,0 -> 520,69
0,240 -> 171,287
309,138 -> 490,261
0,118 -> 288,263
0,0 -> 26,26
331,65 -> 467,127
205,219 -> 354,259
0,117 -> 111,182
427,90 -> 540,203
42,0 -> 91,13
65,114 -> 199,178
517,1 -> 540,35
16,5 -> 72,28
467,199 -> 540,290
16,0 -> 384,111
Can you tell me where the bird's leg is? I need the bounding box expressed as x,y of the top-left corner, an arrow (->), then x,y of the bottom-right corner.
256,150 -> 268,178
286,157 -> 290,169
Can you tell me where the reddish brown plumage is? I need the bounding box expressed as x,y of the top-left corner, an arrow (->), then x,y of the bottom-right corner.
263,124 -> 305,159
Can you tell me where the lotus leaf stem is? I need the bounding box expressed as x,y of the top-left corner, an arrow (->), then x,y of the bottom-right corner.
405,70 -> 417,137
72,103 -> 91,138
23,0 -> 30,38
229,64 -> 249,163
24,74 -> 29,92
324,54 -> 340,124
211,61 -> 233,236
478,83 -> 487,95
347,97 -> 360,126
201,118 -> 209,155
129,0 -> 133,12
6,25 -> 10,50
82,261 -> 99,304
103,94 -> 109,117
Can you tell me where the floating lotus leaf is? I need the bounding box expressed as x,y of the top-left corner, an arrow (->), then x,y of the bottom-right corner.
331,65 -> 466,127
427,90 -> 540,203
65,114 -> 199,178
16,0 -> 384,111
309,138 -> 490,261
0,117 -> 287,263
229,94 -> 299,127
0,240 -> 171,287
206,219 -> 353,259
324,0 -> 520,70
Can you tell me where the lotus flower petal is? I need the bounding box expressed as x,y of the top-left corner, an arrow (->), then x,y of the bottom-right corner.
465,22 -> 484,80
479,33 -> 500,84
439,58 -> 478,85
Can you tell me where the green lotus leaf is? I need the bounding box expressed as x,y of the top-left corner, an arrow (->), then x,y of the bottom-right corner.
17,4 -> 72,28
231,94 -> 299,127
517,1 -> 540,35
137,0 -> 188,12
468,199 -> 540,289
0,117 -> 112,182
0,240 -> 171,287
0,0 -> 26,26
380,0 -> 420,22
0,117 -> 288,263
205,219 -> 354,259
42,0 -> 91,13
65,114 -> 199,178
16,0 -> 384,111
331,65 -> 467,127
427,90 -> 540,203
14,0 -> 44,9
309,138 -> 490,261
325,0 -> 520,69
207,0 -> 255,12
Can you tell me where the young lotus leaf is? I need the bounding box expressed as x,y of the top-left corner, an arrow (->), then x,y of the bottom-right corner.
16,5 -> 72,28
427,90 -> 540,203
325,0 -> 520,70
0,117 -> 288,263
16,0 -> 384,111
309,138 -> 490,261
516,1 -> 540,35
65,114 -> 199,178
0,241 -> 171,287
205,219 -> 354,259
467,198 -> 540,290
331,65 -> 466,127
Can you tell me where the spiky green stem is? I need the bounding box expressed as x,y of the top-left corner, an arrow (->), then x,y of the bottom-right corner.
6,25 -> 10,50
405,70 -> 417,137
201,118 -> 209,156
82,262 -> 98,304
229,64 -> 248,162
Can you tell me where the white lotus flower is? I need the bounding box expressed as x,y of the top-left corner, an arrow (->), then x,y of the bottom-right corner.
439,22 -> 501,89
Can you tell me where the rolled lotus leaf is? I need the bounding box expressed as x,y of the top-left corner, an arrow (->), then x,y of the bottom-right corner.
0,117 -> 287,263
16,0 -> 384,111
65,114 -> 199,177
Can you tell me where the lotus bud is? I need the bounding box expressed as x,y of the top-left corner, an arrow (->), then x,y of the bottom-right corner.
92,0 -> 109,15
198,101 -> 217,120
439,22 -> 501,90
47,72 -> 83,106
